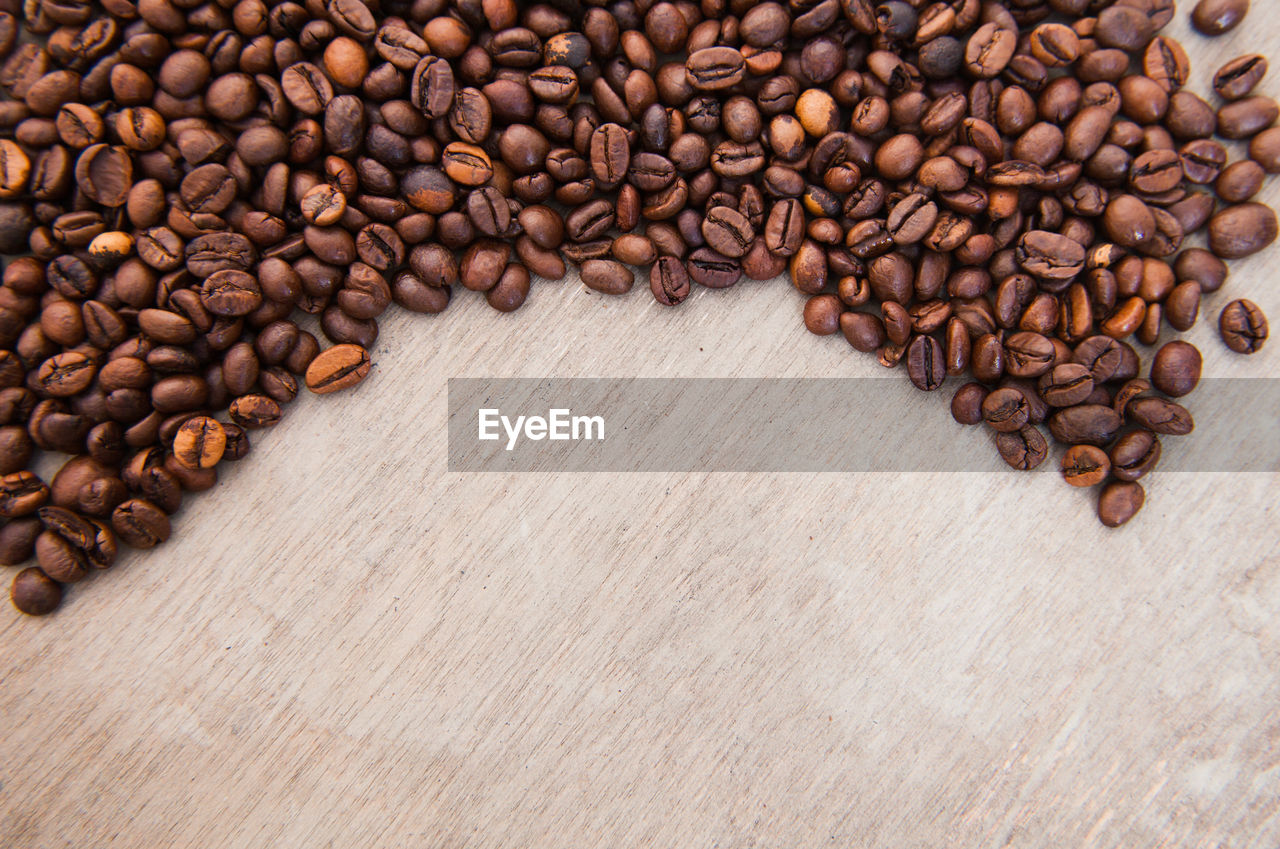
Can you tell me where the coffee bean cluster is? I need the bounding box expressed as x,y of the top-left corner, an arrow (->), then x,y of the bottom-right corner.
1,0 -> 1277,615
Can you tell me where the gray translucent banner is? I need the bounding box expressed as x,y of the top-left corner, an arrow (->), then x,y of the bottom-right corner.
447,378 -> 1280,473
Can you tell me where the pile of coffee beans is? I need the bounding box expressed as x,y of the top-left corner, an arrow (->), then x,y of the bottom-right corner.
1,0 -> 1277,615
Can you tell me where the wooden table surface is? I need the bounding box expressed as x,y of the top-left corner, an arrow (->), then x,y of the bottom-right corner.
4,13 -> 1280,849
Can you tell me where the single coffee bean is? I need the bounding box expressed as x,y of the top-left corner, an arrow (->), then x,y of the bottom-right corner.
580,259 -> 634,296
1061,444 -> 1110,488
1217,96 -> 1278,140
111,497 -> 170,548
995,425 -> 1048,471
688,248 -> 743,289
442,142 -> 494,186
803,295 -> 842,336
686,47 -> 745,91
950,382 -> 989,426
1016,231 -> 1085,280
1127,396 -> 1194,436
649,256 -> 690,306
1003,332 -> 1055,379
1098,481 -> 1145,528
11,566 -> 62,615
1073,336 -> 1124,384
565,200 -> 615,243
1,471 -> 50,518
1192,0 -> 1249,36
1214,54 -> 1267,101
305,344 -> 372,394
905,335 -> 945,392
1110,430 -> 1162,482
1038,364 -> 1094,408
965,23 -> 1016,79
171,416 -> 225,470
589,123 -> 630,186
411,56 -> 455,118
981,387 -> 1030,432
1150,341 -> 1202,398
1219,299 -> 1269,354
701,206 -> 754,259
1048,405 -> 1123,446
1208,203 -> 1278,258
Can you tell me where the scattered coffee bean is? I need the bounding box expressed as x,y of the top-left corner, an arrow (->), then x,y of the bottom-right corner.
1192,0 -> 1250,37
10,566 -> 62,616
1098,481 -> 1145,528
1150,342 -> 1202,398
7,0 -> 1280,618
305,344 -> 372,395
1219,299 -> 1269,354
1061,445 -> 1111,488
995,426 -> 1048,471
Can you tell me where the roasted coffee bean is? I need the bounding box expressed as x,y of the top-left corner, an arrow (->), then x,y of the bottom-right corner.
1038,364 -> 1094,408
1017,231 -> 1085,281
485,264 -> 530,313
686,47 -> 745,91
1220,299 -> 1268,354
1,471 -> 50,518
701,207 -> 754,259
10,566 -> 61,615
996,426 -> 1048,471
589,123 -> 630,186
200,270 -> 263,318
1192,0 -> 1250,36
1111,430 -> 1162,483
411,56 -> 455,118
1218,96 -> 1278,140
1073,336 -> 1124,384
229,394 -> 282,429
171,416 -> 225,470
1048,405 -> 1123,446
906,335 -> 945,392
650,256 -> 690,306
1127,396 -> 1194,435
1003,332 -> 1055,379
1149,341 -> 1202,398
1061,444 -> 1110,488
1208,203 -> 1278,258
565,200 -> 615,243
950,383 -> 989,426
111,497 -> 169,548
1098,481 -> 1145,527
1215,55 -> 1267,101
581,259 -> 634,296
981,387 -> 1030,433
688,249 -> 742,289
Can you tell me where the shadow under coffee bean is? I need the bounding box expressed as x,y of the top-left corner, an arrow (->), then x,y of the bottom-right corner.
1,0 -> 1278,615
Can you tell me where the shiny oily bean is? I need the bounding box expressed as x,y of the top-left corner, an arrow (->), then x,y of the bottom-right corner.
1192,0 -> 1250,37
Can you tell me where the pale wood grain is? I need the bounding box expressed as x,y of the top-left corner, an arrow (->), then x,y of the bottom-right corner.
3,13 -> 1280,849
